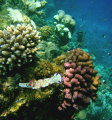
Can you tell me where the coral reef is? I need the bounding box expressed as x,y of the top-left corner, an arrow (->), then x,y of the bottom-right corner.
53,10 -> 76,45
40,25 -> 53,39
36,40 -> 59,60
0,7 -> 38,29
0,48 -> 101,120
34,59 -> 65,78
0,7 -> 11,30
0,83 -> 57,117
86,66 -> 112,120
7,8 -> 24,23
0,74 -> 21,117
0,24 -> 40,75
58,48 -> 101,111
29,14 -> 46,27
22,0 -> 47,12
0,59 -> 64,118
55,24 -> 72,39
54,10 -> 76,33
55,23 -> 72,45
7,8 -> 37,28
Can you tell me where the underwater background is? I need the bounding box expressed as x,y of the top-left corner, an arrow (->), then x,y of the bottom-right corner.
0,0 -> 112,120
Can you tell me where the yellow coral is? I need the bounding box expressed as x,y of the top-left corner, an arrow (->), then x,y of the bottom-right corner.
92,75 -> 101,86
0,24 -> 40,75
53,54 -> 67,65
34,59 -> 64,78
40,0 -> 47,7
37,10 -> 44,16
22,15 -> 31,23
40,26 -> 53,39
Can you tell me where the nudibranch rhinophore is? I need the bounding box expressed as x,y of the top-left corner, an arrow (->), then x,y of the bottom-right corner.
19,73 -> 62,89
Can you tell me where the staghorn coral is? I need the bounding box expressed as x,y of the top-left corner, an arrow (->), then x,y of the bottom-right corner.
0,24 -> 40,75
58,48 -> 101,111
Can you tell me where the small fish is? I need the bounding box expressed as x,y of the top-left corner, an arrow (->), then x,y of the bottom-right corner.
107,53 -> 111,56
80,25 -> 83,28
102,34 -> 106,38
78,42 -> 82,45
92,52 -> 96,57
19,73 -> 62,89
91,52 -> 96,59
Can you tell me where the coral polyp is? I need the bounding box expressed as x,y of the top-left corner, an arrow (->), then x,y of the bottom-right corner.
0,24 -> 40,75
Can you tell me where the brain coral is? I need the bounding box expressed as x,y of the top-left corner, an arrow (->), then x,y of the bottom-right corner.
40,26 -> 53,39
0,24 -> 40,75
58,48 -> 101,111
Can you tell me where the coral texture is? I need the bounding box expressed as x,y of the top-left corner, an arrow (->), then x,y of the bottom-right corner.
22,0 -> 47,12
40,26 -> 53,39
36,41 -> 59,60
58,48 -> 101,111
53,10 -> 76,45
55,24 -> 72,39
34,59 -> 64,78
0,24 -> 40,75
54,10 -> 76,33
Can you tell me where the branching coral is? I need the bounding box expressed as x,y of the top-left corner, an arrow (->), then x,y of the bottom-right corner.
0,48 -> 101,119
58,48 -> 101,111
53,10 -> 76,45
0,24 -> 40,75
54,10 -> 76,33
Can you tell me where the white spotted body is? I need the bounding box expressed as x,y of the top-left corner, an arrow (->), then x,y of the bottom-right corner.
19,73 -> 62,89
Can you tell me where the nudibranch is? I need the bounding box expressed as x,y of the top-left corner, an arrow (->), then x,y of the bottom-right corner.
19,73 -> 62,89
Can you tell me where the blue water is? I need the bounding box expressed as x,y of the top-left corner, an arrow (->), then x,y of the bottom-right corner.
51,0 -> 112,67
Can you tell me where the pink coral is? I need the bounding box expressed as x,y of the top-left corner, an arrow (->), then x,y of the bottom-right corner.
58,48 -> 101,111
